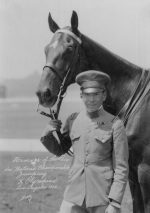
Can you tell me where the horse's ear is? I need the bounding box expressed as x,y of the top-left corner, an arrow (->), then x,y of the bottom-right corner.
71,11 -> 78,34
48,13 -> 60,33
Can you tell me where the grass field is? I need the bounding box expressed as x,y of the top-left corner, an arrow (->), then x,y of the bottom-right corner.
0,100 -> 133,212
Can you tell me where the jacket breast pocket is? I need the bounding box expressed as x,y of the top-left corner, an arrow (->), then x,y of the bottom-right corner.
94,130 -> 112,144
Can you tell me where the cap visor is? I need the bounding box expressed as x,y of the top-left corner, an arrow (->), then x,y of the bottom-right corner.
82,88 -> 104,93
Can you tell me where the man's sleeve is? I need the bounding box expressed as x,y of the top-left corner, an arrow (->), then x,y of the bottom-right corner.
108,119 -> 129,204
40,116 -> 72,157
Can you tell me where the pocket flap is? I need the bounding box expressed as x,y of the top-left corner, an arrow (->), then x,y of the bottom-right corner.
95,132 -> 112,143
104,170 -> 114,180
70,132 -> 81,141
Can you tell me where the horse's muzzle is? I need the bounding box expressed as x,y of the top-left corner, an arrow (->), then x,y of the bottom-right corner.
36,89 -> 57,108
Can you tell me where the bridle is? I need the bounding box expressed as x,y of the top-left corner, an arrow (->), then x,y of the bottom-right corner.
37,29 -> 82,119
36,29 -> 82,156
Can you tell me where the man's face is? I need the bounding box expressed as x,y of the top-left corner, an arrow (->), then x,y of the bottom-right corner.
81,89 -> 106,112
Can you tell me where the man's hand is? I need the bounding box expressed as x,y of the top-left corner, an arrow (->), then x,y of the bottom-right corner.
42,119 -> 62,136
105,204 -> 120,213
48,119 -> 62,132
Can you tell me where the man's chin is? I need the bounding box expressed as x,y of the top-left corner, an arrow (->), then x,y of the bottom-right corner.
86,107 -> 99,113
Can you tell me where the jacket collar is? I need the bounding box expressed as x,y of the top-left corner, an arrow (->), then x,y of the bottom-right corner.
86,106 -> 104,119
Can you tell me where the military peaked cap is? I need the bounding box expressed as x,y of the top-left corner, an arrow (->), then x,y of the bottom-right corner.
76,70 -> 111,92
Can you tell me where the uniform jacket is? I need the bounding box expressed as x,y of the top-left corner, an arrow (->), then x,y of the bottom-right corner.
41,107 -> 129,207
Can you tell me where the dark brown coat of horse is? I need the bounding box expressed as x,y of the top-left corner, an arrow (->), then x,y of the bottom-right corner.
36,11 -> 150,213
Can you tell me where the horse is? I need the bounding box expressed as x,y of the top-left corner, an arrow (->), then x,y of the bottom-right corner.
36,11 -> 150,213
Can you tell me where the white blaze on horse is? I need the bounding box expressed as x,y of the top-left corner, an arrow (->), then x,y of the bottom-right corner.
36,11 -> 150,213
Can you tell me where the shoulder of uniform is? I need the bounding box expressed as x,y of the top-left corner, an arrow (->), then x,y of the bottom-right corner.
111,116 -> 125,129
68,112 -> 79,120
111,116 -> 120,123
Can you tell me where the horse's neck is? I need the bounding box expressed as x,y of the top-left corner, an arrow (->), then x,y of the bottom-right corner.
81,34 -> 142,78
80,34 -> 142,113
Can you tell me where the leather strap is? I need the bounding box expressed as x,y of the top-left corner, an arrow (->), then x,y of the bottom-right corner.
43,63 -> 63,82
56,29 -> 82,44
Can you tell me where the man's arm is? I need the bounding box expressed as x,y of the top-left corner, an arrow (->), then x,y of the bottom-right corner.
40,117 -> 72,156
108,119 -> 129,204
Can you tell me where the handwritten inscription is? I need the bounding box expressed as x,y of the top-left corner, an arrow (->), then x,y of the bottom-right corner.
4,155 -> 70,203
19,195 -> 32,203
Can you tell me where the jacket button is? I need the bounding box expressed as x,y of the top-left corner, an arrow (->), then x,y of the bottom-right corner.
101,138 -> 105,143
85,162 -> 88,167
85,151 -> 89,156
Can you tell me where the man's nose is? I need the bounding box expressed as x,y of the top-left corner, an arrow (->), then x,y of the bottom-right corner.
89,95 -> 94,101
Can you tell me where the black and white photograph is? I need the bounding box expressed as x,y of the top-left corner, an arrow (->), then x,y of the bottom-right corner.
0,0 -> 150,213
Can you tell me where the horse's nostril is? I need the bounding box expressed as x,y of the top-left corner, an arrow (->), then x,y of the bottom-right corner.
44,89 -> 51,100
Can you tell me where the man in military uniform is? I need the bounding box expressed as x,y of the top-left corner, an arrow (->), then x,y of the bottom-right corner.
40,70 -> 129,213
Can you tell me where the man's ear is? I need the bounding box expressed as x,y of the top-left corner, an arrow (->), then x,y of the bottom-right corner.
103,91 -> 107,102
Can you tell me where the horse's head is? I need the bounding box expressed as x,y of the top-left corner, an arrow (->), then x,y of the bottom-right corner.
36,11 -> 82,108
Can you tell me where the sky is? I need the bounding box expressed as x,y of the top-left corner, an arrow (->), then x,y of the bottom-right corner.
0,0 -> 150,80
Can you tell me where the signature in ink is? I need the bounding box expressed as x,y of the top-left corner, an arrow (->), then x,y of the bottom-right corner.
19,195 -> 32,203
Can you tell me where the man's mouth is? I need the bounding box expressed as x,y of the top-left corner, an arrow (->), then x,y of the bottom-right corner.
88,103 -> 96,107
